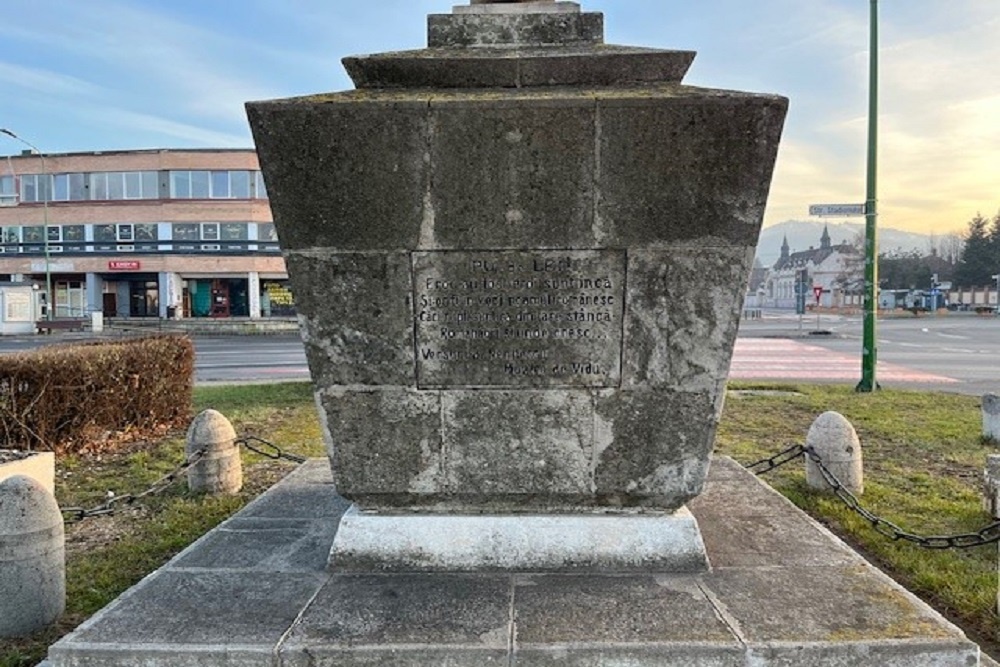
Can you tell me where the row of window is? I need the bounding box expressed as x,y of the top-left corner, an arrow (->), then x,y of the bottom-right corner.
0,222 -> 279,253
0,170 -> 268,204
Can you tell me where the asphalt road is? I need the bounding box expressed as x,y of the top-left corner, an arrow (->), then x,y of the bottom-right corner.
0,312 -> 996,394
736,310 -> 1000,395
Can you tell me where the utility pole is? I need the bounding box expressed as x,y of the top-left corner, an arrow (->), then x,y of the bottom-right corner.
0,128 -> 53,321
856,0 -> 879,392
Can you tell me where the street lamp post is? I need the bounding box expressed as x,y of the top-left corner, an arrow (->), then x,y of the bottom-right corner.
856,0 -> 879,392
0,128 -> 53,321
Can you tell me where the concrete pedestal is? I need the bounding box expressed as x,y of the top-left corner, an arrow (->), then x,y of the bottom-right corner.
329,506 -> 709,573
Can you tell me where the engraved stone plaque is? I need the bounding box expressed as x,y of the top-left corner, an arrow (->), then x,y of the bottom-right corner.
413,249 -> 625,388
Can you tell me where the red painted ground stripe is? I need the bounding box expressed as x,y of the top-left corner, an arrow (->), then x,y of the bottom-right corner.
730,338 -> 958,384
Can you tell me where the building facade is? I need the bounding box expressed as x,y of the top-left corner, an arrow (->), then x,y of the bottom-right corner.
759,226 -> 859,309
0,148 -> 291,320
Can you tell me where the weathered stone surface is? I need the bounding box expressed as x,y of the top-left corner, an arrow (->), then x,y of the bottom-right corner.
344,48 -> 695,90
983,393 -> 1000,442
805,410 -> 864,495
246,100 -> 429,251
0,475 -> 64,638
245,1 -> 788,533
280,574 -> 510,665
593,390 -> 716,509
318,389 -> 443,504
329,507 -> 708,573
67,570 -> 327,648
429,98 -> 597,249
982,454 -> 1000,518
288,252 -> 415,386
427,12 -> 603,48
596,91 -> 787,247
442,390 -> 593,505
703,565 -> 961,644
514,575 -> 735,644
186,409 -> 241,495
622,247 -> 753,391
171,518 -> 337,572
413,249 -> 625,389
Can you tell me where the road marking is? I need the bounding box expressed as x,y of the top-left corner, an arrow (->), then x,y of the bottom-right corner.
730,338 -> 958,384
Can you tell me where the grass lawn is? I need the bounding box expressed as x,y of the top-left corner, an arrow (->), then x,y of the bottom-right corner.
2,380 -> 997,666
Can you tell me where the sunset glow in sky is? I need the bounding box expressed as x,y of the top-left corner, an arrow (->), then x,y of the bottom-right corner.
1,0 -> 997,233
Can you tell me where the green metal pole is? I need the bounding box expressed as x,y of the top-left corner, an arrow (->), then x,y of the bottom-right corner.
856,0 -> 879,392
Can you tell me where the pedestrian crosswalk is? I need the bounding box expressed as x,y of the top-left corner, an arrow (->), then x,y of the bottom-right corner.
730,338 -> 958,384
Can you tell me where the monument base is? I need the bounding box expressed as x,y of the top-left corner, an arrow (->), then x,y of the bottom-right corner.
44,458 -> 983,667
328,506 -> 709,573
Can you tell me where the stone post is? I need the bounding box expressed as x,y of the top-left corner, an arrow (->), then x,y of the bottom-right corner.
0,475 -> 65,638
983,393 -> 1000,442
186,409 -> 242,494
806,411 -> 864,495
247,1 -> 786,573
984,454 -> 1000,518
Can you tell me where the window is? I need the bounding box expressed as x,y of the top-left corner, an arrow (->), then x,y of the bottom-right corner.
172,223 -> 199,241
20,174 -> 52,203
0,227 -> 19,253
89,171 -> 158,201
231,171 -> 250,199
62,225 -> 85,252
170,170 -> 256,199
0,175 -> 15,206
191,171 -> 210,198
254,172 -> 267,199
201,223 -> 219,241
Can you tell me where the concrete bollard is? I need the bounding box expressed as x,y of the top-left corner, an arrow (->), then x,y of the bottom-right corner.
805,411 -> 863,495
0,475 -> 65,638
983,394 -> 1000,443
186,409 -> 242,494
984,455 -> 1000,519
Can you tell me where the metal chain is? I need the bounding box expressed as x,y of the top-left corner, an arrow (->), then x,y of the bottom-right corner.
61,447 -> 207,523
237,435 -> 307,464
748,443 -> 1000,549
744,443 -> 806,475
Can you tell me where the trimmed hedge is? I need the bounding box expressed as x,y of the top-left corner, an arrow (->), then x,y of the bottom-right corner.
0,336 -> 195,454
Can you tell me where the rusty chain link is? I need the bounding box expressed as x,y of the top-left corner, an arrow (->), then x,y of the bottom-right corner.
61,447 -> 207,523
744,443 -> 806,475
237,435 -> 307,463
747,443 -> 1000,549
60,435 -> 309,524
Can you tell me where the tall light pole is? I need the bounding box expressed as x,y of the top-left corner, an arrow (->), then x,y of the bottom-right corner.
0,128 -> 53,321
856,0 -> 879,392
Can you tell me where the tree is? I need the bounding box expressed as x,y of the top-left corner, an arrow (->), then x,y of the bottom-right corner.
954,213 -> 997,287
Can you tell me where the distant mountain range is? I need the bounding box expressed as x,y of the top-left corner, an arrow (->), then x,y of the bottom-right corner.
754,221 -> 937,268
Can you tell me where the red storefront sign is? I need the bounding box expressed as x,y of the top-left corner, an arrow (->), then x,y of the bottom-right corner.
108,260 -> 141,271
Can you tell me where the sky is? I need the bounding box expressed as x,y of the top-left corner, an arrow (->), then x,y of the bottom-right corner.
0,0 -> 997,235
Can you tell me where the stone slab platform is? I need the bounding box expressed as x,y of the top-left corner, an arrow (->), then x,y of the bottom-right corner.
45,457 -> 981,666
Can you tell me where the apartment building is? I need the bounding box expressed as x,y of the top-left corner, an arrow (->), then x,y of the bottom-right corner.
0,148 -> 291,320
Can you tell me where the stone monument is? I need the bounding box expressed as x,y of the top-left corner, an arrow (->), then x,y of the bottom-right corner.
247,0 -> 787,572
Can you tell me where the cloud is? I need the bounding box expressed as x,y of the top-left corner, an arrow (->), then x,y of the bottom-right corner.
0,62 -> 104,98
85,109 -> 251,149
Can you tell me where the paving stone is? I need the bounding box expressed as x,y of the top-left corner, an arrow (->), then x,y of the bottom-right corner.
170,518 -> 336,572
280,574 -> 511,666
66,570 -> 328,645
701,565 -> 966,644
513,574 -> 736,644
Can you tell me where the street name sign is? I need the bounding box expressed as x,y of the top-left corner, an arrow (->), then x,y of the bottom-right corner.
809,203 -> 866,217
